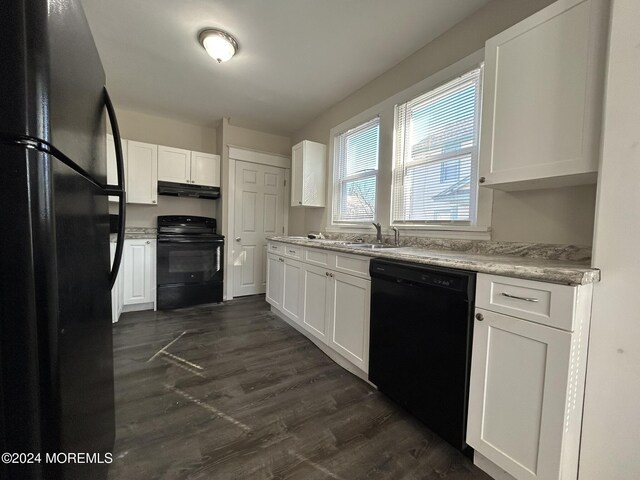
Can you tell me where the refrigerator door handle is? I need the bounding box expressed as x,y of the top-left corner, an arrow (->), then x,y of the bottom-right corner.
104,87 -> 126,288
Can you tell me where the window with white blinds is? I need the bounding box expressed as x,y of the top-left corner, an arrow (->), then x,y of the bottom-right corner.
332,117 -> 380,223
392,67 -> 482,225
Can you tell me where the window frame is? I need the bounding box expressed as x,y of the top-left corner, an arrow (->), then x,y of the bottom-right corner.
391,66 -> 483,227
331,116 -> 381,225
325,49 -> 492,239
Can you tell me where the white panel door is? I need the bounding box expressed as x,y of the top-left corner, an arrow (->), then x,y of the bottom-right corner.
301,263 -> 331,344
265,253 -> 284,309
122,240 -> 154,305
467,308 -> 573,480
158,145 -> 191,184
282,259 -> 303,323
127,141 -> 158,204
191,151 -> 220,187
233,161 -> 285,297
329,272 -> 371,372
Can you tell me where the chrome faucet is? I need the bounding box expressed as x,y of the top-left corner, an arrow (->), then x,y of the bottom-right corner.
372,222 -> 382,243
392,227 -> 400,246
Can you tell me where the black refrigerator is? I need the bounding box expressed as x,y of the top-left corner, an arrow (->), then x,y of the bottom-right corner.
0,1 -> 126,479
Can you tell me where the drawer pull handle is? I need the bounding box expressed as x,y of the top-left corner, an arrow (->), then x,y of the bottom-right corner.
279,258 -> 284,262
501,292 -> 539,302
288,250 -> 296,254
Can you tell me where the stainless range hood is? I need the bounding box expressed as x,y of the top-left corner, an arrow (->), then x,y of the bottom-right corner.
157,181 -> 220,199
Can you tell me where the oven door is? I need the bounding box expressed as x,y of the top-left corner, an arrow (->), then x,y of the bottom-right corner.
157,237 -> 223,286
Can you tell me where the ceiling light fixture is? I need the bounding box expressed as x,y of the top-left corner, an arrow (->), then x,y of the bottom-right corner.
198,28 -> 238,63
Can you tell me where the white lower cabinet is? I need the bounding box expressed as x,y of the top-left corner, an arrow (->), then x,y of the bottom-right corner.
467,274 -> 592,480
122,239 -> 156,309
266,253 -> 284,309
467,309 -> 572,480
329,271 -> 370,372
282,258 -> 303,323
266,242 -> 371,374
301,263 -> 331,344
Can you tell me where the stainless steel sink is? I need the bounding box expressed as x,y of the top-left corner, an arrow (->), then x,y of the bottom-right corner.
345,243 -> 400,249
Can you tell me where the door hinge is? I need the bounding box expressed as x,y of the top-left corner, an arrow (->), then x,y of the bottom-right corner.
282,226 -> 285,233
284,179 -> 287,187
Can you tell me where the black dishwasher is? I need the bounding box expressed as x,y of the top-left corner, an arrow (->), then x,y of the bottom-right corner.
369,258 -> 476,452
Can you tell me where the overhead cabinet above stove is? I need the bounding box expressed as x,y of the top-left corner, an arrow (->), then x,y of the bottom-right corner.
158,145 -> 220,188
107,133 -> 221,204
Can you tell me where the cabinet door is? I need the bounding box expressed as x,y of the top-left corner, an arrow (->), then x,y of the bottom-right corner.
467,308 -> 572,480
106,133 -> 127,203
158,145 -> 191,184
191,151 -> 220,187
127,141 -> 158,204
291,142 -> 303,206
282,258 -> 303,324
122,240 -> 154,305
265,253 -> 284,309
328,272 -> 370,372
479,0 -> 606,189
291,141 -> 326,207
301,263 -> 330,343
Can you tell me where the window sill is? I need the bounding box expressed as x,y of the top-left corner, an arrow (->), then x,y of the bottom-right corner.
327,224 -> 492,241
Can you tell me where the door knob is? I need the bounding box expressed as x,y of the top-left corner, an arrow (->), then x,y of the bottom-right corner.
475,313 -> 484,321
235,237 -> 241,242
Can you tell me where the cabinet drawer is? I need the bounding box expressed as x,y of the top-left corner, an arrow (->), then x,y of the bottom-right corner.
268,242 -> 283,255
304,247 -> 331,267
334,252 -> 370,279
283,244 -> 303,259
476,274 -> 579,331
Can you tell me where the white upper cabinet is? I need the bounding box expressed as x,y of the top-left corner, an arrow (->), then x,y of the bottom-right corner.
106,133 -> 127,203
291,140 -> 326,207
479,0 -> 608,190
158,145 -> 191,184
157,147 -> 220,187
190,151 -> 220,187
127,141 -> 158,204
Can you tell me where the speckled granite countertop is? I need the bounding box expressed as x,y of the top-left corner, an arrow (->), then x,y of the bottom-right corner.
110,227 -> 157,242
267,236 -> 599,286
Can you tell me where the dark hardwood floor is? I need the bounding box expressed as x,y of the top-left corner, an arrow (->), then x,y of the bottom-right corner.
109,295 -> 491,480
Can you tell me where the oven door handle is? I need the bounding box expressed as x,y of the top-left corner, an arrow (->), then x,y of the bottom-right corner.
158,238 -> 224,244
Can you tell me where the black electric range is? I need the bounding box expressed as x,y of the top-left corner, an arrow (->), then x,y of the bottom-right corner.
156,215 -> 224,309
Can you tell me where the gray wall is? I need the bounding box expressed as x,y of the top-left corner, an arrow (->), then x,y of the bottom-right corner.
290,0 -> 596,246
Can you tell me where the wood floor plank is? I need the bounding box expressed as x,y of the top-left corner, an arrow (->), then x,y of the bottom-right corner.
108,295 -> 491,480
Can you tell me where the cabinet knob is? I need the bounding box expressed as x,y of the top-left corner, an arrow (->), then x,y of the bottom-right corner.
298,201 -> 302,205
479,177 -> 486,184
152,200 -> 157,203
475,313 -> 484,321
279,258 -> 284,263
146,240 -> 150,245
235,237 -> 241,242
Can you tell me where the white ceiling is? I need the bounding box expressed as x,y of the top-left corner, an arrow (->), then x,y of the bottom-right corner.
81,0 -> 490,135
